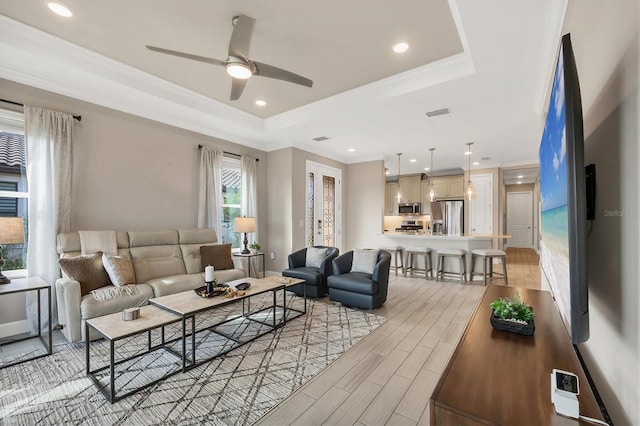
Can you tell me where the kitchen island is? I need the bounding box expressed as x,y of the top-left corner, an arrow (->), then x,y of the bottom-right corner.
381,232 -> 494,280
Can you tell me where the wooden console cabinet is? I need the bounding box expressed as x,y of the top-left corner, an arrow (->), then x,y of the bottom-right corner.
430,285 -> 604,425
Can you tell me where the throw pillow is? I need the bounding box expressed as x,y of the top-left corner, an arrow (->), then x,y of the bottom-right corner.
102,253 -> 136,286
59,251 -> 111,296
305,247 -> 327,268
350,249 -> 379,274
200,243 -> 235,271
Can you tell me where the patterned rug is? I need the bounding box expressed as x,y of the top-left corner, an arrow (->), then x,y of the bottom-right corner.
0,293 -> 384,425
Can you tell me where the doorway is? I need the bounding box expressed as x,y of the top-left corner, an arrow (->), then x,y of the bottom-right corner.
306,161 -> 342,249
506,191 -> 534,248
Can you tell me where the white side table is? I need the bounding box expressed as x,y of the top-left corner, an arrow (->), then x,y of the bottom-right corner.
0,276 -> 52,368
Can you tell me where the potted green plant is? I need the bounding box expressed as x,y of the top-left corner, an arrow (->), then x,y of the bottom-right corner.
249,242 -> 261,254
489,291 -> 535,335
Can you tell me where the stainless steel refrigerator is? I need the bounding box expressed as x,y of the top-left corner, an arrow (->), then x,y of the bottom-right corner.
430,200 -> 464,235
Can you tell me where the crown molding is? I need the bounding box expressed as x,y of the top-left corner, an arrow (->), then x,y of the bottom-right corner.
0,9 -> 476,157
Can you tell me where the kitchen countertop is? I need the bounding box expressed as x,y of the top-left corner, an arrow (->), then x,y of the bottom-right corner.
382,232 -> 492,240
382,232 -> 512,240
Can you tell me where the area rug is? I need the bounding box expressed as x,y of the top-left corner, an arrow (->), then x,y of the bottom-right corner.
0,293 -> 385,425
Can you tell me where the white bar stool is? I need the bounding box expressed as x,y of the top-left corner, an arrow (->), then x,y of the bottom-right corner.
404,247 -> 433,279
436,248 -> 467,284
380,245 -> 404,276
471,249 -> 508,285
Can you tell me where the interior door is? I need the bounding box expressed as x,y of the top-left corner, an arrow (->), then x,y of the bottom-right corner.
470,174 -> 493,235
507,191 -> 534,248
306,162 -> 342,249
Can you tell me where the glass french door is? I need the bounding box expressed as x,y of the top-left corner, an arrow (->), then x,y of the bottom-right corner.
306,161 -> 341,248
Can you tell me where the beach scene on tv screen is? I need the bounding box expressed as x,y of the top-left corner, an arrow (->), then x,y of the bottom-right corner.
539,47 -> 571,334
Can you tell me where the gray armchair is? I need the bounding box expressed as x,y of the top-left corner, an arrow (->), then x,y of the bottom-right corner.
282,246 -> 339,298
327,250 -> 391,310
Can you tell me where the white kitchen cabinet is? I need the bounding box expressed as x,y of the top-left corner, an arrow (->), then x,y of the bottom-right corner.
431,175 -> 464,198
420,180 -> 432,214
398,175 -> 422,202
385,182 -> 398,215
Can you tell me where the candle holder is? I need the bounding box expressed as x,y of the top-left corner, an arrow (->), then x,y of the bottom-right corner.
206,280 -> 215,294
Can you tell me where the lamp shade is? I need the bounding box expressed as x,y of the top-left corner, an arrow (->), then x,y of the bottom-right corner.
0,217 -> 24,245
234,216 -> 256,233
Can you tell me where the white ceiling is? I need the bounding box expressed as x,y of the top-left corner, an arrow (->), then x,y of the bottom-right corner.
0,0 -> 566,177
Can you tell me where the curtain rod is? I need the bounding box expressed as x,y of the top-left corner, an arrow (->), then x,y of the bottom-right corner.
0,98 -> 82,121
197,144 -> 259,161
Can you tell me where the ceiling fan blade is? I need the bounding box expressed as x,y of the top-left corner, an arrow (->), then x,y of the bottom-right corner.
253,61 -> 313,87
146,45 -> 226,66
230,78 -> 248,100
228,15 -> 256,59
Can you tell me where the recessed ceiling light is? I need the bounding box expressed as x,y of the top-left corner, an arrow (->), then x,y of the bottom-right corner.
517,181 -> 523,184
255,100 -> 266,107
465,151 -> 472,155
473,162 -> 480,166
424,167 -> 430,171
348,148 -> 355,152
517,175 -> 524,179
47,1 -> 73,17
410,159 -> 416,163
392,40 -> 410,54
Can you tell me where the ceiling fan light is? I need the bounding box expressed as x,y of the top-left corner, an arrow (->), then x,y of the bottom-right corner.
226,63 -> 252,79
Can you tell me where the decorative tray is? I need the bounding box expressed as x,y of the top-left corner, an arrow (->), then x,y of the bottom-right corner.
194,285 -> 229,298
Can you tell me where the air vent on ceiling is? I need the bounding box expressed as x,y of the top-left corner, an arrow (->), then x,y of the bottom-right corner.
313,136 -> 330,142
425,108 -> 450,118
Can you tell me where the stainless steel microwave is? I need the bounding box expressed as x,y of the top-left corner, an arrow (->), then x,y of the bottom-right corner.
398,202 -> 421,215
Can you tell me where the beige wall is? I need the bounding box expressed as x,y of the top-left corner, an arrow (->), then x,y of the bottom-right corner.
344,161 -> 385,250
0,78 -> 269,325
266,147 -> 348,271
563,1 -> 639,424
266,148 -> 293,271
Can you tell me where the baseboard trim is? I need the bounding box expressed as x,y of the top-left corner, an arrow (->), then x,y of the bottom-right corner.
0,319 -> 29,339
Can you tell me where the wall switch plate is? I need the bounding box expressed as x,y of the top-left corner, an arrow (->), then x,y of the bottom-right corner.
270,252 -> 276,260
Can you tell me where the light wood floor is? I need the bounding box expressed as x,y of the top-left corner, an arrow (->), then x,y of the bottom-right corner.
257,247 -> 540,426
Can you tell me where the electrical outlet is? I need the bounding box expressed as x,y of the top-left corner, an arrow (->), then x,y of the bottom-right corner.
270,251 -> 276,260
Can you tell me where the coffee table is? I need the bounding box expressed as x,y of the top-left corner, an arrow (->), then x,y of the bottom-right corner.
150,276 -> 305,371
85,304 -> 185,403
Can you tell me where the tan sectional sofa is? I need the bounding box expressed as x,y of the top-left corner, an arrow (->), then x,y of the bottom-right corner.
56,228 -> 245,342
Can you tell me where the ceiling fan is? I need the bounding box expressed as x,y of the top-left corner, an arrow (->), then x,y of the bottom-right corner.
146,14 -> 313,101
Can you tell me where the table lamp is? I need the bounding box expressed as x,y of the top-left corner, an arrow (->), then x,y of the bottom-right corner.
0,217 -> 25,284
234,216 -> 255,254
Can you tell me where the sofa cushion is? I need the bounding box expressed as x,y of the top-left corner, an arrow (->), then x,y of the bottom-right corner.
130,245 -> 186,283
102,253 -> 136,286
146,268 -> 245,297
351,249 -> 379,274
80,283 -> 153,320
200,243 -> 234,271
305,247 -> 327,268
59,252 -> 111,296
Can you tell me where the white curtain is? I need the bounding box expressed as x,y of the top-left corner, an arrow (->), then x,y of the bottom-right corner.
24,106 -> 74,333
197,147 -> 223,239
241,155 -> 258,243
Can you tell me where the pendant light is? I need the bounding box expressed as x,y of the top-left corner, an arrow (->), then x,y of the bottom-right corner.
428,148 -> 436,202
465,142 -> 476,200
396,153 -> 404,203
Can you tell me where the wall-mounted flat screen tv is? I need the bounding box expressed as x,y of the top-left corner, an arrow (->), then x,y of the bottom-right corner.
539,33 -> 589,344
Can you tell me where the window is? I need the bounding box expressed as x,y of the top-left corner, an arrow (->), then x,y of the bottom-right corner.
0,109 -> 28,273
220,156 -> 242,248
